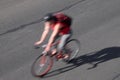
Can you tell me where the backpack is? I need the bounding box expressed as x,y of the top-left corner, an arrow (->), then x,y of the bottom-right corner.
54,13 -> 72,26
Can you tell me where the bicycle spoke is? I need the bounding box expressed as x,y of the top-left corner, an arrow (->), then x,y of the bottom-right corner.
31,55 -> 53,77
64,39 -> 80,61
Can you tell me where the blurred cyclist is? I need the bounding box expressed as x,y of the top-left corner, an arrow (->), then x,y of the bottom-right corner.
34,12 -> 72,58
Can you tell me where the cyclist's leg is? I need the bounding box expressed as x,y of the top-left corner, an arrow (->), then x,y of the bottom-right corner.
57,31 -> 72,53
56,33 -> 72,59
51,34 -> 60,55
57,34 -> 71,51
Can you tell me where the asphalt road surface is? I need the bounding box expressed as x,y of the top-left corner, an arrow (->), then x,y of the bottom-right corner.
0,0 -> 120,80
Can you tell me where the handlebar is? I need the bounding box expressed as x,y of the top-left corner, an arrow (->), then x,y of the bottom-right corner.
34,44 -> 47,49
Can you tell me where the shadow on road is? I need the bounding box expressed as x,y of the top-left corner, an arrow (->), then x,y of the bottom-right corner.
43,47 -> 120,78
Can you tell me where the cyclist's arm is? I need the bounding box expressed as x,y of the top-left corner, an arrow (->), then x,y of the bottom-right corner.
39,22 -> 50,43
47,24 -> 61,46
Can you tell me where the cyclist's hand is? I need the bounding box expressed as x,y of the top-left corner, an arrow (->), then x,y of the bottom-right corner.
34,41 -> 42,46
34,41 -> 42,49
44,45 -> 50,52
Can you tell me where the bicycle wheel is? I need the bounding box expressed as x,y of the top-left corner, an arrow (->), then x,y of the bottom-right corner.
31,55 -> 53,77
64,39 -> 80,61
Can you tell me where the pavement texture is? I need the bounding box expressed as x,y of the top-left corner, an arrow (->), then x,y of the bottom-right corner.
0,0 -> 120,80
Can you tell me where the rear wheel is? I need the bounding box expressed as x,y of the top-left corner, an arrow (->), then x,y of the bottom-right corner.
64,39 -> 80,62
31,55 -> 53,77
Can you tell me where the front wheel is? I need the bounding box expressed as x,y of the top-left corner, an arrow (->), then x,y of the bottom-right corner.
64,39 -> 80,62
31,55 -> 53,77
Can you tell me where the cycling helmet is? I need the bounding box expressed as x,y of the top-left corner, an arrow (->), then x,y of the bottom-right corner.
43,13 -> 57,22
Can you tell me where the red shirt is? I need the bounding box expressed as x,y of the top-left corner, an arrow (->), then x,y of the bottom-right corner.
50,22 -> 70,35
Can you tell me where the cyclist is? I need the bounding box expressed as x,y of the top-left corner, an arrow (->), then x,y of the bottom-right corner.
34,12 -> 72,58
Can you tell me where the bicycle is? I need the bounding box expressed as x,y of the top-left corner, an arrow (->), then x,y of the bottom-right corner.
31,38 -> 80,77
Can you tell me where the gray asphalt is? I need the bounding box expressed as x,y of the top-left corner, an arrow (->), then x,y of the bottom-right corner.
0,0 -> 120,80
